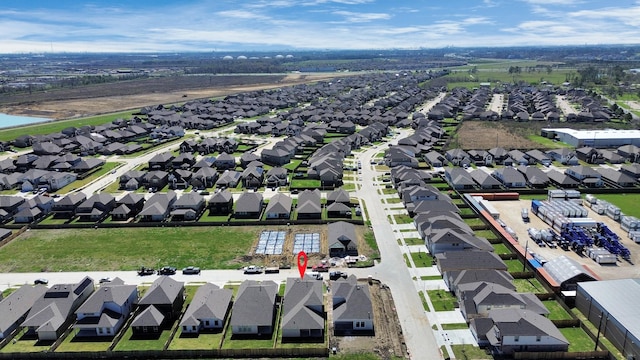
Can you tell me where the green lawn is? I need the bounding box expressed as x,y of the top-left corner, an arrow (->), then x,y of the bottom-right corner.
421,275 -> 442,281
528,135 -> 573,149
363,230 -> 379,257
0,329 -> 53,353
590,193 -> 640,218
393,214 -> 414,225
113,324 -> 173,351
418,291 -> 431,312
290,179 -> 321,188
403,237 -> 424,246
492,243 -> 513,255
474,229 -> 497,240
440,323 -> 469,330
56,334 -> 113,352
0,110 -> 137,142
410,252 -> 433,267
0,227 -> 259,272
450,344 -> 491,360
542,300 -> 573,320
168,330 -> 224,350
504,259 -> 525,273
560,327 -> 596,352
427,290 -> 457,312
463,218 -> 486,227
385,198 -> 402,204
513,278 -> 546,293
403,253 -> 411,267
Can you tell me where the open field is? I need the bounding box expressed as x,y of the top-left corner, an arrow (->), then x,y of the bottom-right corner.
0,224 -> 376,272
445,59 -> 575,89
0,73 -> 343,122
0,227 -> 259,272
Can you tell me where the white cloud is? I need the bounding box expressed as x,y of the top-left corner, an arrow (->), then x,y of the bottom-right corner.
331,11 -> 391,23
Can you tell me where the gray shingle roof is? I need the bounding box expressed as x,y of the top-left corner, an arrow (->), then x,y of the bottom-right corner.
180,283 -> 232,329
230,280 -> 277,327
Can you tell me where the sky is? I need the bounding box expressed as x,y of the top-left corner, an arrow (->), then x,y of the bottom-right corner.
2,0 -> 640,53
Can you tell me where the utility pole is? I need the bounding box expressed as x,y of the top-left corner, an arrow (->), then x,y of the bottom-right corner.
595,312 -> 606,351
522,238 -> 529,272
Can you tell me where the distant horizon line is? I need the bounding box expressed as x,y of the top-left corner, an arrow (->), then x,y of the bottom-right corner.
2,43 -> 640,56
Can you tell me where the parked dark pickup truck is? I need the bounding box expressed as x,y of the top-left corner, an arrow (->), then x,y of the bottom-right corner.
138,267 -> 155,276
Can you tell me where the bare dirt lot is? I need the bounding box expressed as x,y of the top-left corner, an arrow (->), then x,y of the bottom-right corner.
330,280 -> 408,359
490,198 -> 640,280
455,121 -> 541,150
0,73 -> 341,120
240,224 -> 376,270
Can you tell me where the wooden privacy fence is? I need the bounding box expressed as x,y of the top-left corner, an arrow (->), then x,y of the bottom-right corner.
0,347 -> 329,359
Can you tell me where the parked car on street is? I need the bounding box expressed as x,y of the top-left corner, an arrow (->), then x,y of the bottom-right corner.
99,277 -> 112,284
34,278 -> 48,285
329,271 -> 347,280
158,266 -> 177,275
137,267 -> 155,276
182,266 -> 201,275
243,265 -> 263,274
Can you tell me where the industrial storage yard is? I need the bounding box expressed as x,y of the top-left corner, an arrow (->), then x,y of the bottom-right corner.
490,196 -> 640,281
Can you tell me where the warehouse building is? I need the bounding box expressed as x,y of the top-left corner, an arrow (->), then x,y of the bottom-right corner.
576,279 -> 640,360
541,128 -> 640,148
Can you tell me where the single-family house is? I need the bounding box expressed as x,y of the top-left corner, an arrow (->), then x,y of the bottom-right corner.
51,193 -> 86,219
516,166 -> 550,188
75,194 -> 116,222
180,283 -> 232,334
296,189 -> 322,219
492,167 -> 527,188
214,153 -> 236,170
148,152 -> 174,171
328,221 -> 358,257
264,193 -> 292,219
21,277 -> 95,341
234,191 -> 263,219
327,188 -> 351,206
470,170 -> 502,189
546,169 -> 580,189
445,168 -> 476,190
171,192 -> 205,221
327,202 -> 352,218
208,189 -> 233,215
74,279 -> 138,337
216,170 -> 241,189
230,280 -> 278,335
458,282 -> 549,321
546,148 -> 579,165
132,276 -> 184,335
333,275 -> 373,334
565,165 -> 603,187
435,251 -> 508,273
575,147 -> 604,164
0,284 -> 48,340
281,278 -> 324,338
471,308 -> 569,355
443,269 -> 515,297
138,191 -> 177,222
265,167 -> 288,188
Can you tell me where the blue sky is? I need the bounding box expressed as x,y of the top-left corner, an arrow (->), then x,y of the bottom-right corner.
2,0 -> 640,53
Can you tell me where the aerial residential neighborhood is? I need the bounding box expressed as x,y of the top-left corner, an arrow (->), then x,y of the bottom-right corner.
1,40 -> 640,360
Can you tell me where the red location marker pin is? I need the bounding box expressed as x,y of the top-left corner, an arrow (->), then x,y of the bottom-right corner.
297,251 -> 308,279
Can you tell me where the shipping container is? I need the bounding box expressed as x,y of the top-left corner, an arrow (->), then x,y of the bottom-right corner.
567,218 -> 598,228
594,254 -> 618,265
528,228 -> 541,240
629,231 -> 640,243
585,194 -> 597,204
565,190 -> 581,199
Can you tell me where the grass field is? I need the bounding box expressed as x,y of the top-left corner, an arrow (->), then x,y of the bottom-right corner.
589,193 -> 640,218
0,227 -> 259,272
0,110 -> 138,142
403,237 -> 423,246
513,278 -> 546,293
450,344 -> 491,360
504,259 -> 525,273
